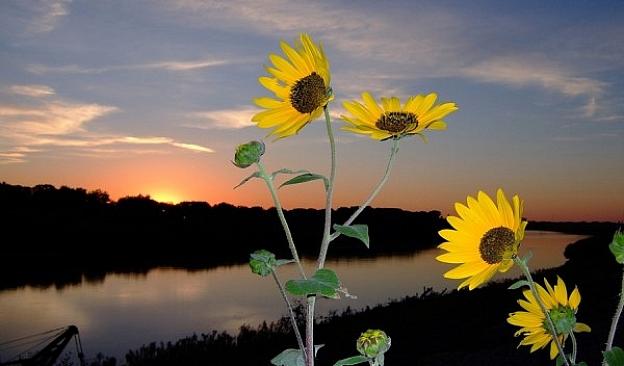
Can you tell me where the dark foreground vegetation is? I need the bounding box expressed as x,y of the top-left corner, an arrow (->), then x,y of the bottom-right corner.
94,228 -> 620,366
0,182 -> 445,290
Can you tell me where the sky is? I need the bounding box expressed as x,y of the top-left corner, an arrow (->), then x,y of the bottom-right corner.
0,0 -> 622,221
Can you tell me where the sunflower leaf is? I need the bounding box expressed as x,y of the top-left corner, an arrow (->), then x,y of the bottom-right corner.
271,168 -> 310,180
604,347 -> 624,366
333,224 -> 369,248
270,348 -> 304,366
270,345 -> 323,366
249,249 -> 277,277
609,228 -> 624,264
276,259 -> 295,266
249,250 -> 293,277
508,280 -> 530,290
279,173 -> 329,191
285,268 -> 341,299
333,355 -> 369,366
234,171 -> 261,189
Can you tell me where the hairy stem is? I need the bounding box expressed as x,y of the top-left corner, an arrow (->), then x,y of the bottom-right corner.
306,297 -> 315,366
306,106 -> 337,366
514,257 -> 570,366
272,270 -> 306,357
606,267 -> 624,351
317,105 -> 337,270
569,330 -> 577,364
329,138 -> 400,242
256,161 -> 306,279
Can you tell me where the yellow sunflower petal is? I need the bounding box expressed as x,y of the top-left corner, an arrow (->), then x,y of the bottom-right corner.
574,322 -> 591,333
549,339 -> 559,359
496,188 -> 515,229
361,92 -> 383,119
413,93 -> 437,115
467,265 -> 498,290
554,276 -> 568,306
477,191 -> 504,227
443,261 -> 489,279
569,287 -> 581,309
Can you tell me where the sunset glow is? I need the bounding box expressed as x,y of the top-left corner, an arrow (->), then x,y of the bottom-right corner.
0,0 -> 622,221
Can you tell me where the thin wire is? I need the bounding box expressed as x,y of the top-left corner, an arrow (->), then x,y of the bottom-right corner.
0,327 -> 65,347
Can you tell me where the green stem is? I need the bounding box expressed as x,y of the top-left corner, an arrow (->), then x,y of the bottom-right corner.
272,270 -> 306,358
329,138 -> 400,243
569,330 -> 577,364
305,106 -> 337,366
317,105 -> 337,270
256,161 -> 307,279
306,296 -> 315,366
514,257 -> 570,366
606,267 -> 624,351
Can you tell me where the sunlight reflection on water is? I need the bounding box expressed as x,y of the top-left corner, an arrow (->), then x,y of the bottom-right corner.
0,231 -> 586,360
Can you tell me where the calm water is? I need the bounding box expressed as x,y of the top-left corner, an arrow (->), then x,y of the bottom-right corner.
0,231 -> 586,361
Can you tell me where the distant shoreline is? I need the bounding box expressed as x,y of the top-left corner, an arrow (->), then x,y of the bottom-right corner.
0,182 -> 618,291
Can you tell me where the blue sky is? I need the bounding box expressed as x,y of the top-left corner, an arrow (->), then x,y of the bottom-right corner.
0,0 -> 622,220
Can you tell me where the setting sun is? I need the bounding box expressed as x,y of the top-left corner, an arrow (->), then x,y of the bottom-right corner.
150,190 -> 183,204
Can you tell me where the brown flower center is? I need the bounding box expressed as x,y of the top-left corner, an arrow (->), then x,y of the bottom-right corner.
479,226 -> 516,264
290,72 -> 327,114
375,112 -> 418,133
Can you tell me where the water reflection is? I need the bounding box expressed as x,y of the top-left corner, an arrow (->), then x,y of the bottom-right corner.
0,231 -> 586,360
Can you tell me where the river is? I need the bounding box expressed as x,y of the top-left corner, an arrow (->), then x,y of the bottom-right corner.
0,231 -> 586,362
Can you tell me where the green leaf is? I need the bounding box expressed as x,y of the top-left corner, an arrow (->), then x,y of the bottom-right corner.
576,362 -> 588,366
271,349 -> 304,366
234,171 -> 261,189
508,280 -> 530,290
271,168 -> 310,180
286,269 -> 341,299
333,224 -> 369,248
249,249 -> 277,277
609,228 -> 624,264
276,259 -> 295,267
279,173 -> 329,191
604,347 -> 624,366
271,345 -> 323,366
249,250 -> 294,276
333,355 -> 369,366
555,354 -> 566,366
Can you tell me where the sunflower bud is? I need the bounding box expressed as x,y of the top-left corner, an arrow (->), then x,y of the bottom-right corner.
356,329 -> 391,358
609,228 -> 624,264
233,140 -> 265,168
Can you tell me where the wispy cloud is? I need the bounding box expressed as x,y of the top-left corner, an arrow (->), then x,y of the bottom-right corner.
0,86 -> 214,163
184,107 -> 258,129
8,85 -> 56,97
27,0 -> 71,34
460,57 -> 605,97
27,58 -> 229,75
0,102 -> 119,136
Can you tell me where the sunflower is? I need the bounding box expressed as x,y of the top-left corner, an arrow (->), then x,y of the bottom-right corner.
252,33 -> 332,139
341,92 -> 457,140
436,189 -> 527,290
508,276 -> 591,360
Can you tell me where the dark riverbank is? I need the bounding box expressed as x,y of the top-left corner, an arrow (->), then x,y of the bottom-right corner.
0,182 -> 616,292
107,227 -> 621,366
0,182 -> 442,290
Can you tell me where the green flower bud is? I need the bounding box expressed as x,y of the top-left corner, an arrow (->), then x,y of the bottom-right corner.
356,329 -> 391,359
249,249 -> 277,277
233,140 -> 265,168
610,228 -> 624,264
